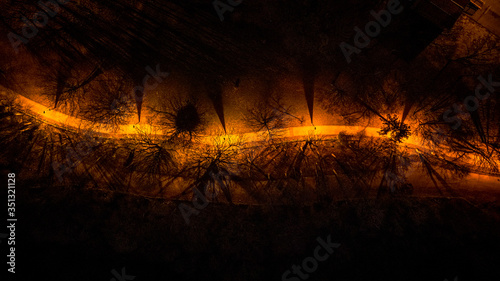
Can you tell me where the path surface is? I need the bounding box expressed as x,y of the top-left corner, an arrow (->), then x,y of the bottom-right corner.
10,93 -> 500,203
15,93 -> 383,142
13,94 -> 435,147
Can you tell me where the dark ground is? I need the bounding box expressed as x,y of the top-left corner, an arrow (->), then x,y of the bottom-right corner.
10,185 -> 500,281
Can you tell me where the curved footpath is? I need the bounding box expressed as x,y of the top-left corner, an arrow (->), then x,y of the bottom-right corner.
7,93 -> 500,203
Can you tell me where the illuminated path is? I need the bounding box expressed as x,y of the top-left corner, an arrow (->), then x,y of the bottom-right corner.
14,94 -> 432,147
13,94 -> 500,169
13,93 -> 499,173
10,94 -> 500,203
15,94 -> 384,142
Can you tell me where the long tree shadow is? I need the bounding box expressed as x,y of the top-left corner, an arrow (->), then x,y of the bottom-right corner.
301,57 -> 317,125
207,80 -> 226,132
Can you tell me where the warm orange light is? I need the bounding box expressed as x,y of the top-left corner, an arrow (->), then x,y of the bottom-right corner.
11,94 -> 499,175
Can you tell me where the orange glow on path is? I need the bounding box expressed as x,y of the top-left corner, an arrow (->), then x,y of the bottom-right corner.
10,93 -> 500,175
15,94 -> 385,142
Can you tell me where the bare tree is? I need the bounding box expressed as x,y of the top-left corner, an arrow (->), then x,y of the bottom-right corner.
149,98 -> 206,141
175,133 -> 244,204
121,127 -> 178,192
243,94 -> 304,140
77,72 -> 135,131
